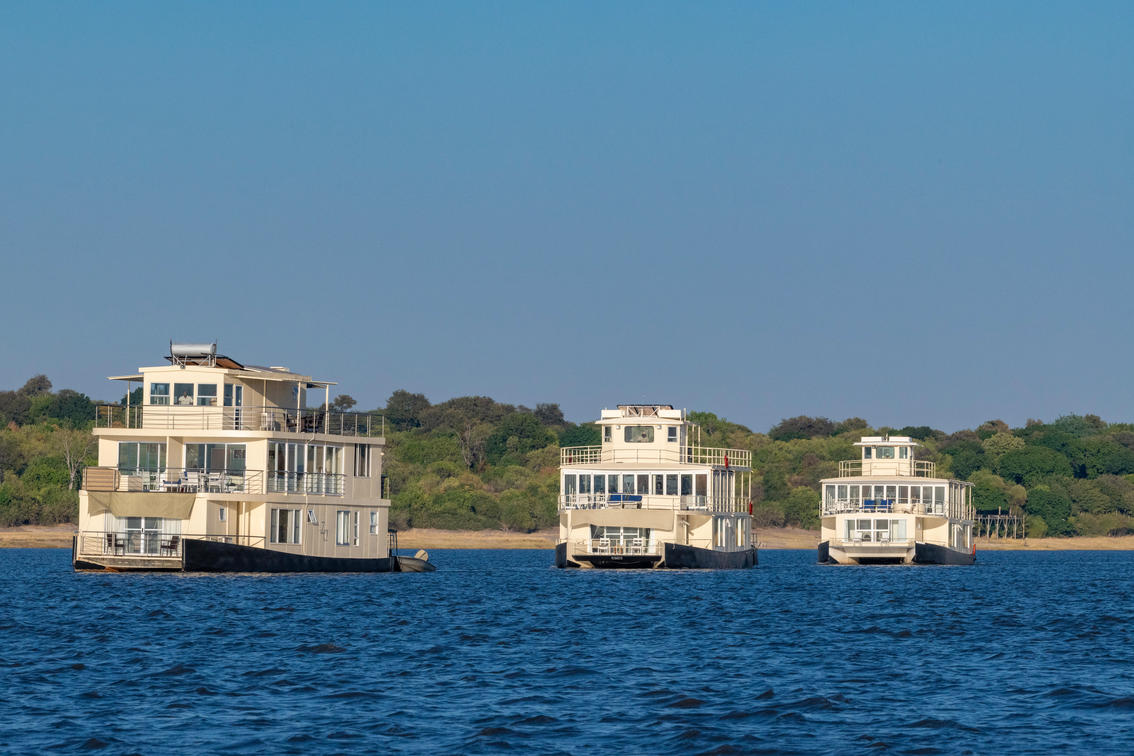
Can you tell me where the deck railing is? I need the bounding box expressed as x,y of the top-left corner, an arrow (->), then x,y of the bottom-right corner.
828,536 -> 914,548
838,459 -> 937,477
577,538 -> 660,556
75,531 -> 266,558
821,499 -> 948,517
561,445 -> 750,469
95,405 -> 384,437
82,466 -> 344,497
559,493 -> 750,513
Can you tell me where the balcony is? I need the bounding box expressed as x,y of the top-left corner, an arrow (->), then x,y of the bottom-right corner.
95,405 -> 384,437
575,538 -> 659,556
561,445 -> 751,469
559,493 -> 750,514
82,466 -> 346,497
821,499 -> 947,517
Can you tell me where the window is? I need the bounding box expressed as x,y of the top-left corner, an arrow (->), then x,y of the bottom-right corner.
197,384 -> 217,406
680,474 -> 693,496
579,475 -> 591,494
594,475 -> 605,494
877,447 -> 895,459
899,447 -> 909,459
667,427 -> 677,442
174,383 -> 194,406
864,446 -> 872,459
370,511 -> 378,535
354,445 -> 371,477
622,474 -> 635,493
607,474 -> 619,494
185,443 -> 246,473
624,426 -> 654,443
270,509 -> 301,544
665,474 -> 678,496
603,426 -> 612,442
307,509 -> 318,524
150,383 -> 170,405
336,510 -> 358,546
564,474 -> 577,495
654,475 -> 663,495
218,507 -> 226,522
118,442 -> 167,471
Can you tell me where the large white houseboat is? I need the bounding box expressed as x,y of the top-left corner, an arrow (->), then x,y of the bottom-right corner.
73,342 -> 432,572
818,436 -> 975,565
556,405 -> 757,569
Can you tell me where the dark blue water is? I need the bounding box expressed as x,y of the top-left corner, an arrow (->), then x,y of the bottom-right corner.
1,549 -> 1132,754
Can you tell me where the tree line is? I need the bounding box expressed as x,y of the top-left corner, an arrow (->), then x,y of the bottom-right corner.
2,376 -> 1133,537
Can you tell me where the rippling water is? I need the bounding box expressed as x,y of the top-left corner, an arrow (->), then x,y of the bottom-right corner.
1,548 -> 1132,754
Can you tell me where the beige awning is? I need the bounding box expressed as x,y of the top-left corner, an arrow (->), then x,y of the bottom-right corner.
87,492 -> 197,520
569,509 -> 675,530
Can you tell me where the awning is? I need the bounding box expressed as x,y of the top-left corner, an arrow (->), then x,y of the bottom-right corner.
86,492 -> 197,520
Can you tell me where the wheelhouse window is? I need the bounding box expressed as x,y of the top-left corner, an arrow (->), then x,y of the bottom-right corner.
196,384 -> 217,406
149,383 -> 170,405
270,508 -> 302,544
174,383 -> 194,405
899,447 -> 909,459
624,426 -> 654,443
665,474 -> 678,496
667,427 -> 677,442
877,446 -> 895,459
603,426 -> 612,442
864,446 -> 872,459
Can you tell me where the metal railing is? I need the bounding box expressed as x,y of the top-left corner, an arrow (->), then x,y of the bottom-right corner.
577,538 -> 660,556
838,459 -> 937,478
83,466 -> 344,497
95,405 -> 384,438
828,536 -> 913,548
76,531 -> 265,558
821,499 -> 960,517
560,493 -> 750,513
561,445 -> 751,468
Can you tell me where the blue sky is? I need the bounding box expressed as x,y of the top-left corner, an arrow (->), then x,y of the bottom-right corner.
1,2 -> 1131,432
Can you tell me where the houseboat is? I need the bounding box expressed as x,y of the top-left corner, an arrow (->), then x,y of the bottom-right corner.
72,342 -> 433,572
556,404 -> 757,569
818,436 -> 975,565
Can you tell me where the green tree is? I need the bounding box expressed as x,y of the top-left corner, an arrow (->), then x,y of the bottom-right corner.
942,439 -> 985,480
783,486 -> 819,529
485,413 -> 555,466
769,416 -> 835,441
998,446 -> 1072,486
559,423 -> 601,448
1026,487 -> 1073,536
384,389 -> 431,430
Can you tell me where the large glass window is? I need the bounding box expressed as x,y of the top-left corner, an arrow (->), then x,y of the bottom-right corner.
196,384 -> 217,406
594,475 -> 605,494
653,475 -> 663,495
336,510 -> 354,546
877,447 -> 895,459
150,383 -> 170,405
622,474 -> 635,494
665,474 -> 678,496
680,474 -> 693,496
174,383 -> 194,405
624,426 -> 655,443
667,427 -> 677,442
607,474 -> 619,494
270,509 -> 301,544
603,426 -> 612,442
118,442 -> 167,471
563,474 -> 577,495
864,447 -> 872,459
579,475 -> 591,494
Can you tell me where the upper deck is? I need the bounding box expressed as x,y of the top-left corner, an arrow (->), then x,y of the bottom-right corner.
96,342 -> 381,439
832,436 -> 935,478
559,404 -> 750,470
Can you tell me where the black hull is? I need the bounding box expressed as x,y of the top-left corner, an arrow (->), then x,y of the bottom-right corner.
914,541 -> 976,565
554,541 -> 758,570
817,540 -> 831,564
183,539 -> 397,573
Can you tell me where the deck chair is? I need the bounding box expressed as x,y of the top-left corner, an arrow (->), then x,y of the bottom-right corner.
160,535 -> 180,556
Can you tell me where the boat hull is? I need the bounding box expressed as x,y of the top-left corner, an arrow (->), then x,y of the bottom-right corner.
73,537 -> 402,573
555,541 -> 757,570
817,539 -> 974,565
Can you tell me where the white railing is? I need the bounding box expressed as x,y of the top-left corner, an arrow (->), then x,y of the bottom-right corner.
828,536 -> 913,548
83,466 -> 345,497
95,405 -> 383,438
838,459 -> 937,477
76,531 -> 266,558
820,499 -> 973,518
561,445 -> 750,469
577,538 -> 660,556
559,493 -> 750,513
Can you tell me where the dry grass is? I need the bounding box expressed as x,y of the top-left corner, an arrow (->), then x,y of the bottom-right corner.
0,524 -> 76,548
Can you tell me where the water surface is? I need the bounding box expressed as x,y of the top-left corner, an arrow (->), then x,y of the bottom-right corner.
1,548 -> 1132,754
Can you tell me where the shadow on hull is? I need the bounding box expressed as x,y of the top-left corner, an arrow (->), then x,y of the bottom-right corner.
556,542 -> 757,570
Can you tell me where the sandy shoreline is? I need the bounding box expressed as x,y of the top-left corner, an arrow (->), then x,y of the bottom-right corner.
3,523 -> 1134,550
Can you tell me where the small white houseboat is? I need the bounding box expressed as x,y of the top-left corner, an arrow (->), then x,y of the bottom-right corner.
818,436 -> 975,565
556,405 -> 757,569
72,342 -> 433,572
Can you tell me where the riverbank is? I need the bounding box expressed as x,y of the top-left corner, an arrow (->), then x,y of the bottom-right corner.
4,524 -> 1134,550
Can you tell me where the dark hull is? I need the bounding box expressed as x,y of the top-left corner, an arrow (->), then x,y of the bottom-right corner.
818,539 -> 975,566
555,541 -> 758,570
914,541 -> 976,565
183,539 -> 396,572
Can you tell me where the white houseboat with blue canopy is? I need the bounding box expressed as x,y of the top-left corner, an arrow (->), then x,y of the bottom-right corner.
818,436 -> 975,565
556,404 -> 757,569
72,342 -> 433,572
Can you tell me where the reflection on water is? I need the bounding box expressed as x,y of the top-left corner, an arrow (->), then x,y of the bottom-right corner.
1,548 -> 1132,753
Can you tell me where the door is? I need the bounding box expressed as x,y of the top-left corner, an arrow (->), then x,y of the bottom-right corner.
224,384 -> 244,429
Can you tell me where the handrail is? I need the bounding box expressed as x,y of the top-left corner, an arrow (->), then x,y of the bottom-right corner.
561,445 -> 751,469
820,498 -> 974,519
828,536 -> 913,548
82,466 -> 346,497
576,538 -> 660,556
94,404 -> 385,438
837,459 -> 937,478
559,493 -> 751,513
75,530 -> 267,558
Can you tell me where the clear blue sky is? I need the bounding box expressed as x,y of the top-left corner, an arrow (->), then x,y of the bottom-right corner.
2,2 -> 1131,432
